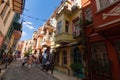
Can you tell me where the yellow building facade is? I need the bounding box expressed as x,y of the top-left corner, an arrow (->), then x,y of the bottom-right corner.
54,0 -> 85,77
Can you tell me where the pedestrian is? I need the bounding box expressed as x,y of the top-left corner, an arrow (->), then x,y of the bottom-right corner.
27,55 -> 33,69
45,60 -> 51,72
4,54 -> 8,69
41,50 -> 48,70
22,56 -> 28,67
13,54 -> 16,61
50,59 -> 54,74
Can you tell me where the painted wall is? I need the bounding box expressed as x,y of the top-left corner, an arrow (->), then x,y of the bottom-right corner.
91,0 -> 120,27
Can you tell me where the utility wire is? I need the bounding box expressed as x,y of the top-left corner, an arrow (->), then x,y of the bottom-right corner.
22,14 -> 47,22
22,19 -> 39,30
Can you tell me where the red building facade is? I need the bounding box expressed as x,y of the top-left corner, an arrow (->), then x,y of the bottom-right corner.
84,0 -> 120,80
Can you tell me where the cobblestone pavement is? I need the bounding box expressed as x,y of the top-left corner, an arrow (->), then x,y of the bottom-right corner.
1,60 -> 58,80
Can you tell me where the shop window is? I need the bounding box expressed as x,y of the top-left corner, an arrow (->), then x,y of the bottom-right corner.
91,42 -> 111,78
62,50 -> 67,66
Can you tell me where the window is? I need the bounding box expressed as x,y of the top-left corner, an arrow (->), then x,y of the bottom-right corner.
84,7 -> 92,23
62,50 -> 67,65
48,32 -> 52,40
65,20 -> 69,33
1,4 -> 8,19
72,17 -> 81,37
96,0 -> 119,10
57,21 -> 62,34
115,40 -> 120,64
4,10 -> 10,25
99,0 -> 110,9
57,52 -> 60,63
91,42 -> 111,77
74,47 -> 81,63
72,0 -> 77,4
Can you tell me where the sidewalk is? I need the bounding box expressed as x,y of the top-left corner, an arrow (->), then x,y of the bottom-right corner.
47,69 -> 81,80
37,63 -> 81,80
0,63 -> 7,79
0,60 -> 16,79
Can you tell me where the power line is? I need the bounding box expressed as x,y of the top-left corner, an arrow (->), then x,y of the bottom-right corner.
22,14 -> 47,22
22,19 -> 40,30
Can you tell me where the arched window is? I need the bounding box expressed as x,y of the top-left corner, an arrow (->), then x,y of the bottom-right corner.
73,47 -> 81,63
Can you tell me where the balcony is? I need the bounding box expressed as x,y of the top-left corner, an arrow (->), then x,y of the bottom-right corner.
13,22 -> 22,39
33,31 -> 38,40
57,0 -> 72,16
10,0 -> 25,14
71,4 -> 80,12
13,30 -> 22,39
13,22 -> 22,30
41,41 -> 51,47
55,32 -> 74,44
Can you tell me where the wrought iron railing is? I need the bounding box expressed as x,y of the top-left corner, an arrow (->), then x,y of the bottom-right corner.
91,59 -> 112,79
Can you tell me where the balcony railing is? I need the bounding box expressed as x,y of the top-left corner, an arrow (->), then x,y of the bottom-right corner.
13,22 -> 22,39
57,0 -> 72,15
91,59 -> 112,79
71,4 -> 80,11
55,32 -> 74,44
13,30 -> 22,39
13,22 -> 22,31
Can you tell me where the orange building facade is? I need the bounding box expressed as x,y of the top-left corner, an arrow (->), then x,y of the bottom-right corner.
84,0 -> 120,80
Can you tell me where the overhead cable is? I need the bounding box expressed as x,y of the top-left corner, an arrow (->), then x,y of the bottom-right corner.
22,14 -> 47,22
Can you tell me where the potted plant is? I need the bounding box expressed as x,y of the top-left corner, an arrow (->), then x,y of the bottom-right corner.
70,63 -> 84,79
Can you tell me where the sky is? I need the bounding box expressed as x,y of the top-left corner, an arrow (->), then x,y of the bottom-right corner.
20,0 -> 61,41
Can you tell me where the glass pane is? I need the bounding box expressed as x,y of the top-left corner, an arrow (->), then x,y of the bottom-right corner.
63,50 -> 67,65
91,42 -> 111,77
115,40 -> 120,64
99,0 -> 110,9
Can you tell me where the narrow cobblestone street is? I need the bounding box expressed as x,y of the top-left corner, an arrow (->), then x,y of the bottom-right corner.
1,60 -> 58,80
